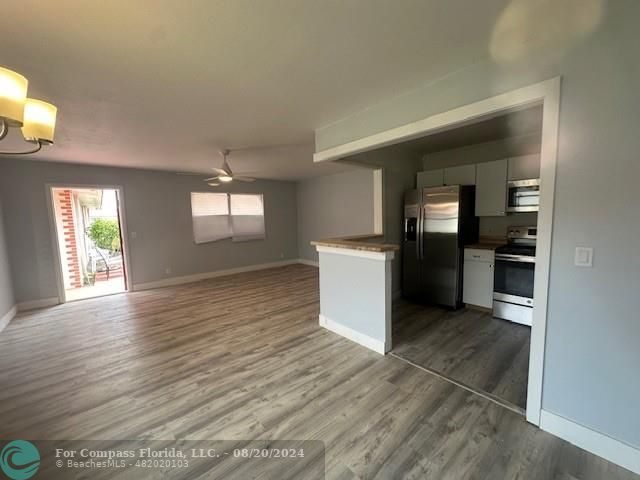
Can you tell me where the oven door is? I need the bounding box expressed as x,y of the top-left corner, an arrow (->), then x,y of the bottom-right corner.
493,254 -> 535,305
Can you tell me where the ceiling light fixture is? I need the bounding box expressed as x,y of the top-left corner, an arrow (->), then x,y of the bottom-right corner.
0,65 -> 57,155
202,149 -> 257,186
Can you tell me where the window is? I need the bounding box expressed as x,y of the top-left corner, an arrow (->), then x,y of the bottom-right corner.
230,194 -> 266,241
190,193 -> 265,244
191,193 -> 231,244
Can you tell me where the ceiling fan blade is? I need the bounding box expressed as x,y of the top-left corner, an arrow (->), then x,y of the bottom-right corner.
234,176 -> 256,182
204,176 -> 220,181
207,182 -> 220,186
176,172 -> 204,176
211,167 -> 229,175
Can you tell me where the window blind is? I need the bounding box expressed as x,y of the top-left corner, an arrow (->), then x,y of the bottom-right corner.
191,192 -> 232,243
230,194 -> 265,241
190,193 -> 265,244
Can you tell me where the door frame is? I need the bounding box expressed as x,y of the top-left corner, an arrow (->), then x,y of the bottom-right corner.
313,77 -> 561,426
45,183 -> 134,303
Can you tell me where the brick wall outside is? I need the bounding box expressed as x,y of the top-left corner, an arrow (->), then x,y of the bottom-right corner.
57,190 -> 83,289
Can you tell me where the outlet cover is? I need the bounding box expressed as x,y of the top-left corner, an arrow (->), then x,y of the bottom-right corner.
574,247 -> 593,267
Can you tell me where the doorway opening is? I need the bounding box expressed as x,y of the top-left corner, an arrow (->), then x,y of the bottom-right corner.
318,77 -> 561,425
51,187 -> 128,302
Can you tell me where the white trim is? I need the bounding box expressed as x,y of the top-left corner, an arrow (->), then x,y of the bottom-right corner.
17,297 -> 59,312
373,169 -> 384,235
45,185 -> 66,304
527,77 -> 561,425
313,77 -> 561,427
115,187 -> 135,291
313,79 -> 557,163
315,245 -> 395,261
319,314 -> 386,355
297,258 -> 319,267
0,305 -> 17,332
540,410 -> 640,475
133,259 -> 300,291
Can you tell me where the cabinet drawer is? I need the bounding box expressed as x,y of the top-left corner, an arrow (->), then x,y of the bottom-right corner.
464,248 -> 495,263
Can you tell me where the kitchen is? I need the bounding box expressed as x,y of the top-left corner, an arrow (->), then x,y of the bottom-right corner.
393,106 -> 543,413
313,104 -> 545,414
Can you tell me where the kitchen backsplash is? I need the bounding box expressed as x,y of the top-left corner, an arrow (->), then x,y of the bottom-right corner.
479,212 -> 538,236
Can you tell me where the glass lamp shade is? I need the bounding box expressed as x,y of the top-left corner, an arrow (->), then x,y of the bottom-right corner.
0,66 -> 29,126
218,175 -> 233,182
21,98 -> 57,143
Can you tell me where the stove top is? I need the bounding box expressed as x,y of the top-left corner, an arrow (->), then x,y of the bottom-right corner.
495,244 -> 536,257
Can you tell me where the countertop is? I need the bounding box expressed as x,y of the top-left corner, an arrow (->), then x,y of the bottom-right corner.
311,234 -> 400,253
465,235 -> 506,251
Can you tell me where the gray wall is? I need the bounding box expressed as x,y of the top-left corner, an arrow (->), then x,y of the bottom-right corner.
296,169 -> 375,263
315,1 -> 640,448
347,145 -> 422,293
0,197 -> 15,319
0,158 -> 298,304
422,135 -> 541,171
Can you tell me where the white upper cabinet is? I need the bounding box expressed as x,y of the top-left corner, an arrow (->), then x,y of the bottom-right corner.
444,164 -> 476,186
508,154 -> 540,180
417,164 -> 477,188
475,159 -> 508,216
417,169 -> 444,188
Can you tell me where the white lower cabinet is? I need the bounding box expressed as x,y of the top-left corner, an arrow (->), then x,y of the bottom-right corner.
463,248 -> 494,309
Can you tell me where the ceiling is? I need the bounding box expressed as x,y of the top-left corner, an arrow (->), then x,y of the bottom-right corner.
402,105 -> 543,155
1,0 -> 523,179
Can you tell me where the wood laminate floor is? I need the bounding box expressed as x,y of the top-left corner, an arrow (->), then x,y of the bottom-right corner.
392,301 -> 530,411
0,264 -> 637,479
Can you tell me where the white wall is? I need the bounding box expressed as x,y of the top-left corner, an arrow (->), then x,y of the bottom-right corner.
0,158 -> 299,304
296,169 -> 376,263
314,1 -> 640,450
0,197 -> 15,321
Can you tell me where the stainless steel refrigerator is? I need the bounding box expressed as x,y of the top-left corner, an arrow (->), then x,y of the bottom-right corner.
402,185 -> 478,309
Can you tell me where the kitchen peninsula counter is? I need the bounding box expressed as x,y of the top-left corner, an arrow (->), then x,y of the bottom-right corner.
312,234 -> 396,355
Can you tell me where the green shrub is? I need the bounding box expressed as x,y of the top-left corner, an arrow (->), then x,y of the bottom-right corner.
87,219 -> 121,252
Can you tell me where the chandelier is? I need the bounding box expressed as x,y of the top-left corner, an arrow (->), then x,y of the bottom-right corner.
0,65 -> 57,155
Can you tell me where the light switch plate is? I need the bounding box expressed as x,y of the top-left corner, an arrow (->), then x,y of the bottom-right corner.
574,247 -> 593,267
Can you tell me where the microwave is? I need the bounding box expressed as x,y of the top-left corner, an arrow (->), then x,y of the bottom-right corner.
506,178 -> 540,213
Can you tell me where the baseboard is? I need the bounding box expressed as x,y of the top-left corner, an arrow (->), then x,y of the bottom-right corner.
540,410 -> 640,475
17,297 -> 59,312
297,258 -> 319,267
0,305 -> 17,333
319,314 -> 386,355
133,259 -> 301,291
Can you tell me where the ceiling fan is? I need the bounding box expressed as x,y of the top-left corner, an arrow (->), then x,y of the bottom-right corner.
204,149 -> 256,186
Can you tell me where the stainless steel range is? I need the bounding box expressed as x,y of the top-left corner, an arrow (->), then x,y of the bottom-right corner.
493,226 -> 536,326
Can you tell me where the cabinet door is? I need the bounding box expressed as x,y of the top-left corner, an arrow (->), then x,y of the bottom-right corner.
508,154 -> 540,180
417,169 -> 444,188
475,159 -> 508,216
444,164 -> 476,186
463,260 -> 494,309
